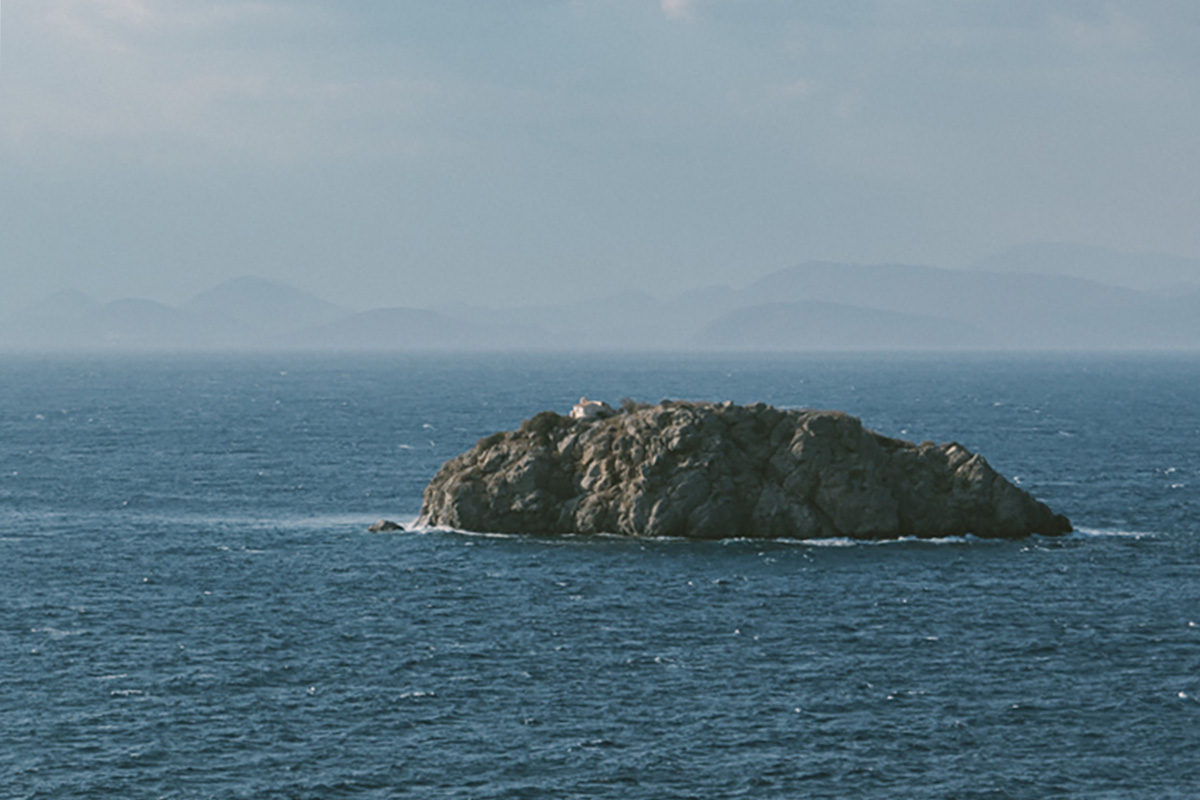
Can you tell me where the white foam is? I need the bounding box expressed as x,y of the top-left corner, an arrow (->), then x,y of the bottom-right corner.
419,526 -> 522,540
1070,527 -> 1157,539
31,627 -> 87,637
415,526 -> 1031,547
771,534 -> 982,547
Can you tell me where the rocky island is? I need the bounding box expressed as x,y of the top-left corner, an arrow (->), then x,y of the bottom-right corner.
417,400 -> 1071,540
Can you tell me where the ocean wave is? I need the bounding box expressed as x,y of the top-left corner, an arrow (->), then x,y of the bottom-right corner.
410,523 -> 1170,547
92,510 -> 425,531
1070,527 -> 1158,539
414,526 -> 1024,547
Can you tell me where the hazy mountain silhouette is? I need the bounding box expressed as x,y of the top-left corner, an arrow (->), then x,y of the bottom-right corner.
86,299 -> 250,349
0,294 -> 248,351
4,249 -> 1200,352
183,276 -> 346,337
523,258 -> 1200,350
433,290 -> 674,350
730,261 -> 1161,348
970,242 -> 1200,293
1,277 -> 349,351
472,259 -> 1200,350
690,300 -> 993,350
278,308 -> 550,351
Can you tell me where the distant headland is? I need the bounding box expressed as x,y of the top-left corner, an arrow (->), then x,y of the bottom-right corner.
418,400 -> 1071,540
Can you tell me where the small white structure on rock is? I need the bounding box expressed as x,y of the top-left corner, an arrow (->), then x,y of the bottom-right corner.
570,397 -> 615,420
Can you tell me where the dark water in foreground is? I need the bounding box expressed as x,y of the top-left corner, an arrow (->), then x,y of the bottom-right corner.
2,353 -> 1199,798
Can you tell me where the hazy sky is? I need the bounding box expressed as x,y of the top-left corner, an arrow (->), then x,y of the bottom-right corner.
2,0 -> 1199,315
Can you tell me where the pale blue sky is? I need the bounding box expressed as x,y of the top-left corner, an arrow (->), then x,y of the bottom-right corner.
2,0 -> 1199,315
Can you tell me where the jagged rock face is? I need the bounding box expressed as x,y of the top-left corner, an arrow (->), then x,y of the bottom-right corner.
417,401 -> 1072,540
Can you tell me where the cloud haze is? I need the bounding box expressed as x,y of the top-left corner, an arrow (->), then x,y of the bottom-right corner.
2,0 -> 1199,315
661,0 -> 694,22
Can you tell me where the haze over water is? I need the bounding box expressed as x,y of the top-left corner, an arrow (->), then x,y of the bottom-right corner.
3,3 -> 1200,315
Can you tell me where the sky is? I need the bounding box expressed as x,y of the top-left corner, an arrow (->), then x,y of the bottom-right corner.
2,0 -> 1199,315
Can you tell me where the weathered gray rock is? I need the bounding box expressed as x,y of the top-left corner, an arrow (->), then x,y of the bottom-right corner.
417,401 -> 1071,540
367,519 -> 404,532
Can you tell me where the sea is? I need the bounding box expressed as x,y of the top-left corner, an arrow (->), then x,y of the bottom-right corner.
2,352 -> 1198,799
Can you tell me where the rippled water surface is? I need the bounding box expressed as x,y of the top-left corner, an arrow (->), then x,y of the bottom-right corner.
3,353 -> 1199,798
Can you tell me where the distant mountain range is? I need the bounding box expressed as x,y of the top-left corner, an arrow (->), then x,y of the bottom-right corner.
3,244 -> 1199,352
0,277 -> 550,352
969,242 -> 1200,293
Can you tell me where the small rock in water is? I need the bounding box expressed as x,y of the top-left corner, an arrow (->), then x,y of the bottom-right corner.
367,519 -> 404,532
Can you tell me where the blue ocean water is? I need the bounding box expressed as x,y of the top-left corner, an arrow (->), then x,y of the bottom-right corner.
2,352 -> 1199,799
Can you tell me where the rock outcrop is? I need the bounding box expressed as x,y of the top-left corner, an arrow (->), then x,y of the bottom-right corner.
417,401 -> 1071,540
